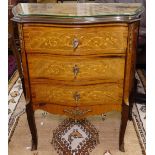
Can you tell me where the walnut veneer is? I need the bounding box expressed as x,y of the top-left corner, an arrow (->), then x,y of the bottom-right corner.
23,23 -> 127,117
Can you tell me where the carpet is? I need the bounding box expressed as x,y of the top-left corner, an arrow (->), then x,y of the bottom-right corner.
8,70 -> 146,155
9,109 -> 142,155
8,72 -> 24,141
52,118 -> 99,155
132,69 -> 146,154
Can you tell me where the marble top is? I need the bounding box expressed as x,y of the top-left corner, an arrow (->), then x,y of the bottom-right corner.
13,3 -> 144,17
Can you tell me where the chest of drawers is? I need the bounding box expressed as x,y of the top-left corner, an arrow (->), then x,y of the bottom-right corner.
12,3 -> 144,152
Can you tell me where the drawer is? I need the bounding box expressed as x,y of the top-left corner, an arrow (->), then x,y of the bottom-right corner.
27,54 -> 125,83
23,25 -> 128,55
31,82 -> 123,106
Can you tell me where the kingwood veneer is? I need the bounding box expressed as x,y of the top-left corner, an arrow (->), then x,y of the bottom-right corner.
12,3 -> 144,152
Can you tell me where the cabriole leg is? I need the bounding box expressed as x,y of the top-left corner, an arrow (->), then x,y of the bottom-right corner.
119,103 -> 129,152
129,78 -> 138,121
26,103 -> 38,151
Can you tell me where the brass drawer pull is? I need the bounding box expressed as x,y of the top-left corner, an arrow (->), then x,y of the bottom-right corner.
73,91 -> 80,103
64,107 -> 91,117
73,64 -> 80,79
72,38 -> 79,49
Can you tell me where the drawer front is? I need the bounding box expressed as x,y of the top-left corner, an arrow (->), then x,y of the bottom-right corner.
23,25 -> 128,55
27,54 -> 125,83
31,83 -> 123,106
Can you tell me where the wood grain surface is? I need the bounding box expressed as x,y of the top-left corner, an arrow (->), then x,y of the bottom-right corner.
30,82 -> 123,106
27,54 -> 125,83
33,102 -> 122,119
18,22 -> 139,114
23,24 -> 128,56
123,22 -> 139,105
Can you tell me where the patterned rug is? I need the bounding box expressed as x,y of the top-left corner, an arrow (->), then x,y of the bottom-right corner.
8,72 -> 24,141
9,110 -> 142,155
132,69 -> 146,154
52,118 -> 99,155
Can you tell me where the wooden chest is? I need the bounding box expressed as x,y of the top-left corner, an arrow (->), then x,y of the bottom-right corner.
12,3 -> 144,152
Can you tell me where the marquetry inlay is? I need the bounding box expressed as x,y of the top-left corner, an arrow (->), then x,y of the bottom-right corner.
31,83 -> 123,106
27,54 -> 125,82
23,26 -> 128,55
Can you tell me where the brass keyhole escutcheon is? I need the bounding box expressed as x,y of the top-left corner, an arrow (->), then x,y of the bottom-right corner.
73,64 -> 80,79
72,38 -> 79,49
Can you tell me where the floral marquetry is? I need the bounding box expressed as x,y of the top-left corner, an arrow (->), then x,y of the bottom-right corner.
23,26 -> 128,55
